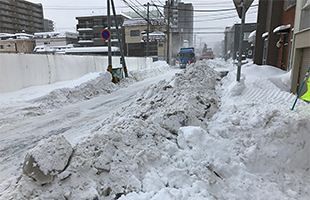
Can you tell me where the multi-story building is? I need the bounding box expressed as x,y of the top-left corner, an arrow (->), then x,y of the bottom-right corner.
0,0 -> 44,34
254,0 -> 296,70
224,23 -> 257,60
43,19 -> 54,32
290,0 -> 310,94
76,14 -> 130,49
123,18 -> 166,58
165,0 -> 194,59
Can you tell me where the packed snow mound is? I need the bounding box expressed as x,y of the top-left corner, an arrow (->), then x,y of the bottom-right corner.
22,135 -> 73,185
129,61 -> 170,81
2,61 -> 221,199
32,72 -> 116,109
101,62 -> 220,134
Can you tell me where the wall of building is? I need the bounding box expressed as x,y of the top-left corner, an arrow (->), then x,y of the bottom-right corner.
0,54 -> 153,93
0,0 -> 44,34
125,25 -> 146,44
0,39 -> 35,53
290,0 -> 310,94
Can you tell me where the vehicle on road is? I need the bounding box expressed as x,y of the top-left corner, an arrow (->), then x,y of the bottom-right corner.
176,47 -> 196,69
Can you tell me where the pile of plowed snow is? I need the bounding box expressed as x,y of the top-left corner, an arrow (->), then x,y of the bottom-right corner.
28,61 -> 171,111
1,62 -> 221,199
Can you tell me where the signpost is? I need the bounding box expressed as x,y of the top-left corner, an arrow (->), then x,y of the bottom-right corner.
233,0 -> 254,82
101,29 -> 111,41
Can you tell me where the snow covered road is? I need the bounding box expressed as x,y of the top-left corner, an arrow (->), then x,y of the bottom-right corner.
0,68 -> 180,184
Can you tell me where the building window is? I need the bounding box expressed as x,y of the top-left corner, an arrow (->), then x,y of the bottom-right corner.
0,45 -> 4,49
130,30 -> 140,37
158,43 -> 164,47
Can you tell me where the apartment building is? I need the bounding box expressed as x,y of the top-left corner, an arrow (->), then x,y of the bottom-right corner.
76,14 -> 129,49
254,0 -> 296,70
43,19 -> 54,32
290,0 -> 310,93
0,0 -> 44,34
165,0 -> 194,59
123,18 -> 166,58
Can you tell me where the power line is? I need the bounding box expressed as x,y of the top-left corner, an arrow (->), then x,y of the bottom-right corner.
152,3 -> 258,13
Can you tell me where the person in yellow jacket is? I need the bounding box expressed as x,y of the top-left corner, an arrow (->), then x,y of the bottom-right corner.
301,77 -> 310,102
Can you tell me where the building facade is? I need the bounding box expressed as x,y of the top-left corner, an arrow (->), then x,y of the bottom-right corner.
43,19 -> 54,32
34,32 -> 78,47
123,18 -> 166,58
0,33 -> 35,53
224,23 -> 257,60
290,0 -> 310,94
254,0 -> 296,70
76,14 -> 129,49
0,0 -> 44,34
165,0 -> 194,59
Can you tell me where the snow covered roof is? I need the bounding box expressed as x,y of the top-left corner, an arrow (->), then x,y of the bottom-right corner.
77,28 -> 93,31
123,18 -> 147,26
0,33 -> 15,38
262,32 -> 269,38
65,46 -> 119,53
78,40 -> 94,43
273,24 -> 291,33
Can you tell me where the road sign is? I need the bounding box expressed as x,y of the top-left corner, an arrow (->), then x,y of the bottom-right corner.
233,0 -> 254,19
101,29 -> 111,41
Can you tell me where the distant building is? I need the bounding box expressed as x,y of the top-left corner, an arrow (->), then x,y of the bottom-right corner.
165,0 -> 194,59
76,14 -> 130,49
33,32 -> 78,54
224,23 -> 257,60
34,32 -> 78,46
0,0 -> 44,34
254,0 -> 296,70
43,19 -> 55,32
0,33 -> 35,53
290,0 -> 310,94
123,18 -> 166,58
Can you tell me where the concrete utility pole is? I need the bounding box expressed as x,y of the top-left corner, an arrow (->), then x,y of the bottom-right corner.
111,0 -> 128,77
166,0 -> 171,64
236,0 -> 246,82
107,0 -> 112,67
146,2 -> 150,57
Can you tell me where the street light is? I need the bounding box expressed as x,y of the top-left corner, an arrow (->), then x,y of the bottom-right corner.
233,0 -> 254,82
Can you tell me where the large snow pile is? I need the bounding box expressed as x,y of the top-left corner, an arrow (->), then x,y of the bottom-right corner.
2,59 -> 309,200
1,62 -> 221,199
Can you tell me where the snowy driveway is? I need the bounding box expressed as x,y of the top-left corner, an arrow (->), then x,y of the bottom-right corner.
0,68 -> 180,184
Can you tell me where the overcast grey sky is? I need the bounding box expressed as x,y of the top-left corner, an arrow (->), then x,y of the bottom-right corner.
28,0 -> 258,48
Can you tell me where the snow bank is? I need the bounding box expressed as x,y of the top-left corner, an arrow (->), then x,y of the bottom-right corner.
1,61 -> 221,199
32,72 -> 115,109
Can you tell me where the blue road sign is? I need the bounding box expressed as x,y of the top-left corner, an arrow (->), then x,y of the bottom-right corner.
101,29 -> 111,41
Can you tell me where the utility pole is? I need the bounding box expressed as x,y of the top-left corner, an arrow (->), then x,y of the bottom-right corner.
236,0 -> 246,82
166,0 -> 171,64
111,0 -> 128,77
146,2 -> 150,57
107,0 -> 112,68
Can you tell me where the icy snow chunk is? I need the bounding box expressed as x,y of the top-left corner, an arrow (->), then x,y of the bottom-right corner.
23,135 -> 73,184
177,126 -> 207,150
